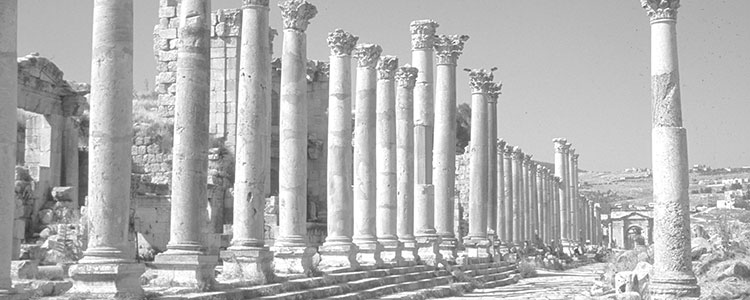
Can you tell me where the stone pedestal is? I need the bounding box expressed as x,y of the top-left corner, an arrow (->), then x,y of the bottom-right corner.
463,239 -> 492,259
273,246 -> 318,275
379,240 -> 405,266
318,243 -> 359,272
152,254 -> 217,290
67,262 -> 145,299
395,66 -> 419,265
220,248 -> 273,284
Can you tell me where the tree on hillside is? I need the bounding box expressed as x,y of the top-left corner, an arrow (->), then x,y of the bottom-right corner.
456,103 -> 471,154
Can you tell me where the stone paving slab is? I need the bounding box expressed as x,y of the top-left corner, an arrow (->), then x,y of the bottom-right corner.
441,263 -> 608,300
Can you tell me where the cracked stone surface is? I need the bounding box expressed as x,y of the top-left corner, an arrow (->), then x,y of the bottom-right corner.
444,263 -> 608,300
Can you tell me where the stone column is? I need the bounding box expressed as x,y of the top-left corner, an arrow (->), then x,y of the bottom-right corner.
220,0 -> 273,282
640,1 -> 699,296
486,90 -> 499,239
510,147 -> 524,245
352,43 -> 383,266
553,138 -> 569,245
273,0 -> 318,274
318,29 -> 359,271
496,140 -> 507,243
568,148 -> 580,245
433,34 -> 468,262
464,69 -> 494,259
376,56 -> 403,265
535,166 -> 545,245
552,177 -> 562,244
66,1 -> 145,297
563,143 -> 572,244
502,145 -> 514,244
0,0 -> 16,295
521,155 -> 532,242
395,66 -> 419,264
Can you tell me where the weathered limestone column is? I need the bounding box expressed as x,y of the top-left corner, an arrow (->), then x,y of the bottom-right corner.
66,1 -> 145,297
563,143 -> 572,243
220,0 -> 273,282
496,140 -> 507,243
522,154 -> 532,242
552,177 -> 562,243
0,1 -> 17,295
543,169 -> 552,243
273,0 -> 318,274
395,66 -> 419,264
464,69 -> 494,258
640,1 -> 699,297
511,147 -> 524,245
318,29 -> 359,271
376,56 -> 403,265
535,166 -> 545,245
553,138 -> 569,245
568,148 -> 580,245
502,145 -> 514,244
433,34 -> 468,262
352,43 -> 383,266
486,89 -> 499,239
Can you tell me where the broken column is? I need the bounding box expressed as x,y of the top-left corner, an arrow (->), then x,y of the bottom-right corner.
553,138 -> 569,246
352,43 -> 383,266
464,69 -> 494,258
640,0 -> 700,297
376,55 -> 403,265
0,0 -> 18,295
502,145 -> 514,244
511,146 -> 524,245
220,0 -> 274,283
273,0 -> 318,274
395,66 -> 419,264
319,29 -> 359,271
433,34 -> 468,262
66,1 -> 145,297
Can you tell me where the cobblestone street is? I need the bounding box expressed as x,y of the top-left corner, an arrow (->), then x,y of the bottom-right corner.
446,263 -> 608,300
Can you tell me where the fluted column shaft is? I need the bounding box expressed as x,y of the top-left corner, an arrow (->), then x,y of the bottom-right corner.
641,1 -> 699,296
502,147 -> 514,243
0,0 -> 17,292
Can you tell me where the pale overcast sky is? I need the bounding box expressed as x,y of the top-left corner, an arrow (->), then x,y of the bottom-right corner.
17,1 -> 750,171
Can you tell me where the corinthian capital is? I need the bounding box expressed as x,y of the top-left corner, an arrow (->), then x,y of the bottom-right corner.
353,44 -> 382,68
279,0 -> 317,31
553,138 -> 568,153
243,0 -> 269,8
572,153 -> 580,161
488,81 -> 503,103
511,146 -> 524,159
523,154 -> 533,164
497,139 -> 507,152
465,68 -> 495,94
327,29 -> 359,57
395,65 -> 418,89
376,56 -> 399,80
434,34 -> 469,65
640,0 -> 679,22
410,19 -> 439,50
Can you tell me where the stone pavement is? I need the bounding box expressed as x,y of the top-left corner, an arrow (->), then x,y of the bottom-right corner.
443,263 -> 608,300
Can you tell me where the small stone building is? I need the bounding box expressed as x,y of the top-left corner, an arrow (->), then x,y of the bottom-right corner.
606,209 -> 654,250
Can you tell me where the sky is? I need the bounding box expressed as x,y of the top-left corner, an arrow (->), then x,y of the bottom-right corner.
17,0 -> 750,172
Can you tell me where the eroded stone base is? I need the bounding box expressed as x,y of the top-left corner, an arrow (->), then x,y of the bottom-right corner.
650,275 -> 701,299
438,238 -> 458,264
400,239 -> 419,264
318,243 -> 359,272
379,240 -> 404,266
220,247 -> 274,284
416,236 -> 442,266
272,245 -> 318,275
463,238 -> 491,258
66,261 -> 145,299
150,253 -> 217,292
353,241 -> 383,267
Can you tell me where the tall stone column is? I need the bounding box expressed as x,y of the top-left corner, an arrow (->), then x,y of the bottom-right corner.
464,69 -> 494,258
433,34 -> 468,262
67,1 -> 145,297
568,148 -> 580,245
220,0 -> 273,282
273,0 -> 318,274
395,66 -> 419,264
552,177 -> 562,244
535,166 -> 545,245
521,154 -> 532,242
486,87 -> 499,239
496,140 -> 507,242
640,1 -> 699,297
563,143 -> 572,243
553,138 -> 569,245
0,0 -> 17,295
319,29 -> 359,271
511,147 -> 524,245
352,43 -> 383,266
502,145 -> 514,244
376,56 -> 403,265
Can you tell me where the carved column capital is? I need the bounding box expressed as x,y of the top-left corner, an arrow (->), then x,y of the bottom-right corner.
395,65 -> 418,89
553,138 -> 568,153
243,0 -> 269,8
487,81 -> 503,103
523,154 -> 533,164
497,139 -> 507,152
503,145 -> 514,158
434,34 -> 469,65
572,153 -> 580,161
410,19 -> 439,50
279,0 -> 317,31
466,68 -> 495,94
511,147 -> 524,159
376,56 -> 399,80
353,44 -> 382,69
327,29 -> 359,57
641,0 -> 679,22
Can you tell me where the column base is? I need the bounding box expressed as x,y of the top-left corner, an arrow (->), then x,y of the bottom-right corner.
353,241 -> 383,267
219,247 -> 274,284
151,252 -> 217,292
271,245 -> 318,276
318,242 -> 360,272
66,260 -> 145,299
650,274 -> 701,299
437,237 -> 458,264
463,237 -> 492,258
415,236 -> 442,266
378,239 -> 404,266
399,239 -> 419,265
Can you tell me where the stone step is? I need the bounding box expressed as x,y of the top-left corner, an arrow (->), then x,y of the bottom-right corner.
376,282 -> 475,300
479,273 -> 521,289
322,275 -> 454,300
461,264 -> 515,277
324,265 -> 434,283
456,261 -> 513,272
473,269 -> 514,283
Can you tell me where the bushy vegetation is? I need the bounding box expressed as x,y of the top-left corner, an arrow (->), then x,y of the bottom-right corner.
517,260 -> 538,278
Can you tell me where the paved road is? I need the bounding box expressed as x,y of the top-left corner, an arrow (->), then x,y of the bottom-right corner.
445,263 -> 609,300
